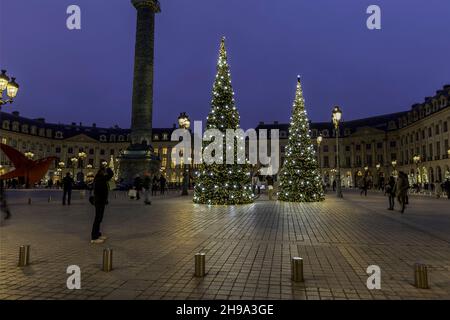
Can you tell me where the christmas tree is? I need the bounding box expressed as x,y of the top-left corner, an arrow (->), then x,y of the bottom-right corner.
278,77 -> 325,202
193,37 -> 253,205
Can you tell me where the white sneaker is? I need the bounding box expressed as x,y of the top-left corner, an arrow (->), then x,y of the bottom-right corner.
90,239 -> 105,244
99,235 -> 108,240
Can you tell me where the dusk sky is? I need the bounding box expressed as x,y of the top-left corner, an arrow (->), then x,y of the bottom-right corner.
1,0 -> 449,129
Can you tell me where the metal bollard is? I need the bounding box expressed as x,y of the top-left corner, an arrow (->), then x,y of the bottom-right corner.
28,198 -> 31,205
48,196 -> 52,202
18,245 -> 30,267
291,257 -> 304,282
102,248 -> 113,272
194,253 -> 206,277
414,263 -> 429,289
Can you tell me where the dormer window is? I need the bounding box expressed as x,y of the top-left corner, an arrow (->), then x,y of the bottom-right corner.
12,122 -> 19,131
162,133 -> 168,140
31,126 -> 37,135
55,131 -> 63,139
100,135 -> 107,142
118,135 -> 124,142
2,120 -> 10,130
110,135 -> 116,142
21,124 -> 29,133
153,134 -> 159,141
322,129 -> 329,137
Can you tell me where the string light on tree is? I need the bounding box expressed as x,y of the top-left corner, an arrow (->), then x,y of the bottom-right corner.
193,37 -> 253,205
278,76 -> 325,202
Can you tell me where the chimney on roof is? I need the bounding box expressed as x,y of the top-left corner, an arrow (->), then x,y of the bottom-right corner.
71,122 -> 76,126
259,121 -> 264,125
12,111 -> 19,116
274,121 -> 278,125
79,122 -> 82,127
35,118 -> 45,123
92,123 -> 96,128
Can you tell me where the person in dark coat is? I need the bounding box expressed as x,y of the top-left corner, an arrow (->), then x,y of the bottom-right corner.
385,176 -> 396,210
62,173 -> 74,205
444,179 -> 450,200
1,179 -> 11,220
91,166 -> 114,244
160,175 -> 166,195
152,176 -> 159,196
133,175 -> 143,200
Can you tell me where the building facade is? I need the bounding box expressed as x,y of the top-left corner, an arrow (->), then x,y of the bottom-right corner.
1,85 -> 449,187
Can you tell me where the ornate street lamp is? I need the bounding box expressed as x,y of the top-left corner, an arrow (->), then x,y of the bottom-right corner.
0,70 -> 19,107
413,155 -> 421,184
70,157 -> 78,177
317,135 -> 323,183
332,106 -> 343,198
24,151 -> 34,188
78,151 -> 87,170
178,112 -> 191,196
391,160 -> 397,178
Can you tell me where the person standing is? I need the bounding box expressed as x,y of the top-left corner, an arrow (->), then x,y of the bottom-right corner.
91,166 -> 114,244
444,178 -> 450,200
385,176 -> 396,210
143,174 -> 152,205
394,171 -> 409,214
62,173 -> 74,206
1,180 -> 11,221
152,175 -> 159,196
160,175 -> 167,195
134,174 -> 143,200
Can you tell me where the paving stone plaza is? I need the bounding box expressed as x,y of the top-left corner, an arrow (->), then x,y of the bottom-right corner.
0,190 -> 449,300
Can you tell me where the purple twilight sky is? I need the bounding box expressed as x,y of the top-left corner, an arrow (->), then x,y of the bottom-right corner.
0,0 -> 449,129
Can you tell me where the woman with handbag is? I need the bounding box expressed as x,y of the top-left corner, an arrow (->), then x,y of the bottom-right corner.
91,166 -> 114,244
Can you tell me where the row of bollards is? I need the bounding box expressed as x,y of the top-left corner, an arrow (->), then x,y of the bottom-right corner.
15,246 -> 430,289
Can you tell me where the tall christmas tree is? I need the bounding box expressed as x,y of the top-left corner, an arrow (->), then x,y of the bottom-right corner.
278,77 -> 325,202
193,37 -> 253,205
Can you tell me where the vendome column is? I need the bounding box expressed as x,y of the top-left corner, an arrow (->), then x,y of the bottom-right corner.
118,0 -> 161,184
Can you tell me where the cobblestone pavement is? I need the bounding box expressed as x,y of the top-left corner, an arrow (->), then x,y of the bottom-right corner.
1,189 -> 449,300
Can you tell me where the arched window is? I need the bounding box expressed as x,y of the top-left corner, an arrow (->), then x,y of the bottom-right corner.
2,120 -> 10,130
100,135 -> 107,142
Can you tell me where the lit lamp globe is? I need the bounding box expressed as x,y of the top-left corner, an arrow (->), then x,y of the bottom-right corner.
332,106 -> 342,127
6,77 -> 19,99
316,135 -> 323,145
0,70 -> 10,92
178,112 -> 190,129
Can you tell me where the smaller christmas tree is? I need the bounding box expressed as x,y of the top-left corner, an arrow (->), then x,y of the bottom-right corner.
278,76 -> 324,202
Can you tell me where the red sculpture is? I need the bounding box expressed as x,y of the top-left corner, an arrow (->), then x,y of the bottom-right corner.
0,143 -> 56,186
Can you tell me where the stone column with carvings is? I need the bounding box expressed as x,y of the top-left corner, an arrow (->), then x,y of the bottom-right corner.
130,0 -> 161,145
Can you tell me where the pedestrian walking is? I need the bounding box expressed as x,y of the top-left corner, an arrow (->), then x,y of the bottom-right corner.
435,181 -> 442,199
385,176 -> 396,210
62,173 -> 74,205
134,174 -> 143,200
152,176 -> 159,196
394,171 -> 409,214
143,174 -> 152,205
91,166 -> 114,244
160,175 -> 166,195
359,176 -> 368,197
0,180 -> 11,222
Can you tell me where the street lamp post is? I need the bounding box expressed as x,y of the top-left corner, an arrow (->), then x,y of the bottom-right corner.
70,157 -> 78,179
376,163 -> 381,189
413,155 -> 421,184
317,135 -> 323,184
332,106 -> 343,198
78,152 -> 87,181
178,112 -> 191,196
24,151 -> 34,188
391,160 -> 397,178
